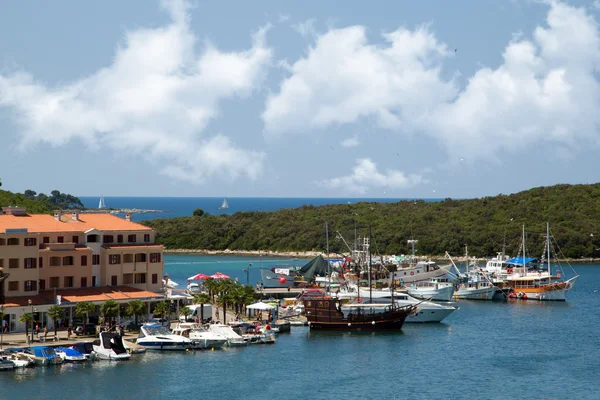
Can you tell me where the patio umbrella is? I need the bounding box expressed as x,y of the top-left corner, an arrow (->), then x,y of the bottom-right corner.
211,272 -> 230,279
162,278 -> 179,287
188,273 -> 210,281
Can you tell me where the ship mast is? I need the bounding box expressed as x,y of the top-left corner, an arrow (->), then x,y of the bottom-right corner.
369,226 -> 373,304
326,222 -> 330,294
522,225 -> 526,275
546,222 -> 551,280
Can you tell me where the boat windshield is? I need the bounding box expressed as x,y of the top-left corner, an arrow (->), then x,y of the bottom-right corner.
144,326 -> 172,336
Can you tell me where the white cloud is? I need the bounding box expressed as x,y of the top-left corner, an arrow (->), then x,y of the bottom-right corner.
264,2 -> 600,163
278,14 -> 290,23
0,0 -> 272,183
263,24 -> 456,134
320,158 -> 424,194
292,19 -> 318,38
341,135 -> 360,148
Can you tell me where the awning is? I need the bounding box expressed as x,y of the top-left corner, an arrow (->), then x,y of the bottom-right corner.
505,257 -> 538,266
247,302 -> 276,310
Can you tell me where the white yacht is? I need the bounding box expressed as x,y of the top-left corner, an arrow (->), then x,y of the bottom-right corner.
137,323 -> 191,351
406,277 -> 455,301
92,332 -> 131,360
390,260 -> 452,284
206,324 -> 248,346
171,323 -> 228,349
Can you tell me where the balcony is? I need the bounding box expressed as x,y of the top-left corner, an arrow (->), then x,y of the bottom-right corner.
122,262 -> 147,274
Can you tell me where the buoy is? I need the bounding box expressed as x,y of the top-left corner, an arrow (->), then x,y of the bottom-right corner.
279,277 -> 287,284
211,347 -> 214,351
522,294 -> 528,300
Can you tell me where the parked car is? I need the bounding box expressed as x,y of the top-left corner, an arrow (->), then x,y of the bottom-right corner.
74,323 -> 97,336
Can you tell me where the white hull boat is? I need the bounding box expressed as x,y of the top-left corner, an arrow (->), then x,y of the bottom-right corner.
137,323 -> 191,351
390,262 -> 452,284
207,324 -> 248,347
453,285 -> 496,300
406,279 -> 455,302
172,323 -> 227,349
93,332 -> 131,360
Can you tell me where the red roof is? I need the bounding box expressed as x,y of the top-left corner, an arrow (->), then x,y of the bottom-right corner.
0,213 -> 152,234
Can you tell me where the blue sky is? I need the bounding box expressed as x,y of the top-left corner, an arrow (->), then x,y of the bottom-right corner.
1,0 -> 599,198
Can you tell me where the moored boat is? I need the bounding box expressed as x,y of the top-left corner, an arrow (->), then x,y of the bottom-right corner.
137,323 -> 191,351
406,278 -> 456,301
172,323 -> 227,349
56,347 -> 87,363
93,332 -> 131,360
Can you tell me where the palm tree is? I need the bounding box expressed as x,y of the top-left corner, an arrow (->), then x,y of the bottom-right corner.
75,302 -> 96,335
242,285 -> 258,315
180,306 -> 191,322
47,305 -> 65,337
193,293 -> 211,322
100,300 -> 120,328
153,301 -> 170,326
126,300 -> 146,326
203,278 -> 218,302
19,313 -> 33,339
216,292 -> 233,323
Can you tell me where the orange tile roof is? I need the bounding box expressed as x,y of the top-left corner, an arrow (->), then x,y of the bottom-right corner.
103,244 -> 163,249
3,295 -> 50,307
38,286 -> 164,303
0,213 -> 152,234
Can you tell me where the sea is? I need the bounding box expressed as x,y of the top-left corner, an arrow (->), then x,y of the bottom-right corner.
79,196 -> 442,221
1,255 -> 599,399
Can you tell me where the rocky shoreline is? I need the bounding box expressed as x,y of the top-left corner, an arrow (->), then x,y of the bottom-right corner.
163,248 -> 599,264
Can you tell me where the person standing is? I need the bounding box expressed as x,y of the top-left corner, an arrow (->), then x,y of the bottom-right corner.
44,326 -> 49,340
67,324 -> 72,340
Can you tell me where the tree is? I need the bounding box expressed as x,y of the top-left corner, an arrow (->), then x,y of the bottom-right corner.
193,208 -> 205,217
153,302 -> 170,326
101,300 -> 120,327
75,302 -> 96,335
180,306 -> 191,322
193,293 -> 211,322
19,313 -> 33,338
23,189 -> 36,198
203,278 -> 218,302
47,306 -> 65,337
126,300 -> 146,326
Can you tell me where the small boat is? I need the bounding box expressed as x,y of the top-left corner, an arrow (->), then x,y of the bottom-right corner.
55,347 -> 87,363
229,322 -> 276,344
218,198 -> 229,210
207,323 -> 248,347
447,248 -> 498,301
0,359 -> 14,371
137,323 -> 191,351
93,332 -> 131,360
0,352 -> 33,368
25,346 -> 62,365
172,323 -> 227,349
406,277 -> 456,301
71,342 -> 98,360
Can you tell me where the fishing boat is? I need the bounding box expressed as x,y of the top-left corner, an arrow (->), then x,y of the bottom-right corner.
503,224 -> 578,301
218,198 -> 229,210
92,332 -> 131,360
447,249 -> 497,301
406,277 -> 456,301
171,323 -> 227,349
389,240 -> 453,284
137,323 -> 191,351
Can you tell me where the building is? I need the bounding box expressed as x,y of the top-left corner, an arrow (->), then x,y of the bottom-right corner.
0,207 -> 165,332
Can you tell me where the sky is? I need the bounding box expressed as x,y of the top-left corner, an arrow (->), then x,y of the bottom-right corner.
1,0 -> 600,198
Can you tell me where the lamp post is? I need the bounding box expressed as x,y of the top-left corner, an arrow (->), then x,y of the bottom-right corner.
28,299 -> 33,344
244,263 -> 252,285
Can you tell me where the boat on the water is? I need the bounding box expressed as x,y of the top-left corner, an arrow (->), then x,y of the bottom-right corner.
406,277 -> 456,301
137,323 -> 191,351
25,346 -> 62,365
207,323 -> 248,347
70,342 -> 98,360
0,352 -> 33,368
218,198 -> 229,210
0,359 -> 14,371
447,249 -> 498,301
93,332 -> 131,360
172,323 -> 228,349
55,347 -> 87,363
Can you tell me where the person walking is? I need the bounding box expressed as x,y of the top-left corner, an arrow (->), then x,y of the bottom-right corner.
44,326 -> 49,340
67,324 -> 72,340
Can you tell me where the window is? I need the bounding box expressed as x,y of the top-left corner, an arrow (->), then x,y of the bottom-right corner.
24,280 -> 37,292
135,254 -> 147,262
39,257 -> 43,268
8,281 -> 18,291
152,274 -> 158,284
0,259 -> 3,268
57,236 -> 64,243
111,275 -> 118,286
39,279 -> 46,291
123,254 -> 134,263
87,234 -> 99,243
24,258 -> 37,269
81,277 -> 87,288
50,257 -> 61,267
150,253 -> 161,263
43,236 -> 50,244
72,235 -> 79,244
103,235 -> 114,244
0,238 -> 4,245
7,238 -> 19,246
109,255 -> 121,265
92,255 -> 100,265
117,234 -> 123,243
128,234 -> 136,243
62,256 -> 74,266
24,238 -> 36,246
144,234 -> 150,242
135,273 -> 146,284
123,274 -> 133,285
92,276 -> 97,287
49,277 -> 60,288
64,276 -> 74,288
81,255 -> 88,266
8,259 -> 19,268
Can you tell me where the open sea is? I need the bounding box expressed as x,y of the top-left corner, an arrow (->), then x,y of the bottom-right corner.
1,254 -> 599,400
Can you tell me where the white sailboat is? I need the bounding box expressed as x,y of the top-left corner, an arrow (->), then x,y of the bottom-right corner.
218,198 -> 229,210
98,195 -> 107,209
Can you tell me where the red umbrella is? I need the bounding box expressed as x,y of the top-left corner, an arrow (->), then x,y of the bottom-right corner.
188,273 -> 210,281
211,272 -> 230,279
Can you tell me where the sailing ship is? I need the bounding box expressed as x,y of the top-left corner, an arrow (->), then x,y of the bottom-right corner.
303,227 -> 414,331
218,198 -> 229,210
98,195 -> 107,209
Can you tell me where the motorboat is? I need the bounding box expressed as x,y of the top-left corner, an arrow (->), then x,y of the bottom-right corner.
230,322 -> 277,344
0,358 -> 14,371
207,323 -> 248,347
56,347 -> 87,363
25,346 -> 62,365
71,342 -> 98,360
171,323 -> 227,349
447,249 -> 498,301
0,352 -> 33,368
93,332 -> 131,360
137,323 -> 191,351
406,278 -> 455,301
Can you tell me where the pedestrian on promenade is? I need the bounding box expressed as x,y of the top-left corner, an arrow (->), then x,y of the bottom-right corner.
67,324 -> 72,339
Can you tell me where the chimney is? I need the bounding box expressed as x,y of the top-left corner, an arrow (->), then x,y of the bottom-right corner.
54,210 -> 62,221
72,211 -> 79,221
125,212 -> 132,222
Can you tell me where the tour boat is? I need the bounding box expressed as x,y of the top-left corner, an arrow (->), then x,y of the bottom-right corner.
137,323 -> 191,351
93,332 -> 131,360
171,323 -> 227,349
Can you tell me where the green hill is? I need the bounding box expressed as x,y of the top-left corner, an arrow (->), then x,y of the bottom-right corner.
143,183 -> 600,259
0,187 -> 84,214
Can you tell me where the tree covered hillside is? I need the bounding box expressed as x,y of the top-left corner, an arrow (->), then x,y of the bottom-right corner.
144,183 -> 600,258
0,186 -> 85,214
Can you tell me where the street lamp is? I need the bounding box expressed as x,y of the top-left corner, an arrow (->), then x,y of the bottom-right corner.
243,263 -> 252,285
28,299 -> 33,344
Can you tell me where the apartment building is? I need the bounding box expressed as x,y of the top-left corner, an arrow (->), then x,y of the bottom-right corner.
0,207 -> 165,332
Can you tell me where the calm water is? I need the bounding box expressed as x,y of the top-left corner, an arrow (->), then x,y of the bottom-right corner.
2,256 -> 599,400
79,196 -> 443,221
